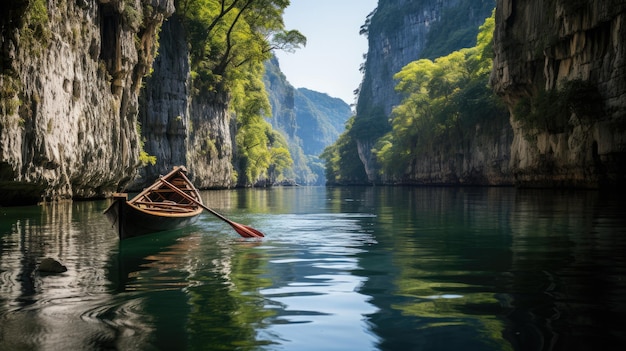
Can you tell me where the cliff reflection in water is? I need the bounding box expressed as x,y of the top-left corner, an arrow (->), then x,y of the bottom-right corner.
505,190 -> 626,350
352,187 -> 626,351
0,201 -> 146,350
0,187 -> 625,350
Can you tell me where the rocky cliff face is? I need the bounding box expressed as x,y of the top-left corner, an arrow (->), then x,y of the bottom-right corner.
356,0 -> 495,181
360,0 -> 456,119
491,0 -> 626,188
133,14 -> 189,187
402,119 -> 513,186
0,0 -> 173,204
186,93 -> 235,188
132,14 -> 234,189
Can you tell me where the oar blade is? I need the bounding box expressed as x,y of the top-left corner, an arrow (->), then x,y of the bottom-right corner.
242,224 -> 265,238
232,223 -> 265,238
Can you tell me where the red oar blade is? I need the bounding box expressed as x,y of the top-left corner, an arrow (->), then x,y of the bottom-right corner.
232,222 -> 265,238
242,224 -> 265,238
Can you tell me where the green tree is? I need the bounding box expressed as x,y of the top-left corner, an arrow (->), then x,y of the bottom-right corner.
179,0 -> 305,97
373,10 -> 506,178
176,0 -> 305,185
321,116 -> 368,184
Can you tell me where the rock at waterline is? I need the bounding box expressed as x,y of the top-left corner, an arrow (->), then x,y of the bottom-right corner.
38,258 -> 67,273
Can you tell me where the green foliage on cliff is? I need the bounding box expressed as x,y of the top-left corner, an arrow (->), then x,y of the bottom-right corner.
0,0 -> 50,55
233,62 -> 293,184
23,0 -> 50,50
0,76 -> 22,117
373,12 -> 505,177
136,123 -> 157,166
236,119 -> 293,184
1,0 -> 49,126
320,116 -> 369,184
177,0 -> 305,186
323,11 -> 507,182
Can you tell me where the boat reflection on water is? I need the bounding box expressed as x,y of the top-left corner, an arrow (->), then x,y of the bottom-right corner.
0,200 -> 205,350
0,195 -> 270,350
109,229 -> 193,292
108,224 -> 269,350
106,229 -> 199,349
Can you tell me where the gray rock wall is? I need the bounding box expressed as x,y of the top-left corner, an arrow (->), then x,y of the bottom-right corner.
186,95 -> 235,189
361,0 -> 457,117
491,0 -> 626,188
132,13 -> 234,190
402,121 -> 513,186
0,0 -> 174,204
133,14 -> 191,188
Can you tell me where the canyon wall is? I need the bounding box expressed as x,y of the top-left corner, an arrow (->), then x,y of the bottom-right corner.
491,0 -> 626,188
356,0 -> 496,182
352,0 -> 625,188
0,0 -> 174,204
133,14 -> 234,189
400,118 -> 513,186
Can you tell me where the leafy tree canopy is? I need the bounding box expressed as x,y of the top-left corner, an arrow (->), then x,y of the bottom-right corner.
178,0 -> 305,97
176,0 -> 305,185
373,10 -> 505,178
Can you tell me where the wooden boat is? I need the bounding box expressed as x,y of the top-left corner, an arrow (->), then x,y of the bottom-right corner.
104,166 -> 203,240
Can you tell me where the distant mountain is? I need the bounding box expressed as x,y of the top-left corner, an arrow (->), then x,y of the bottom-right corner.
264,56 -> 352,185
294,88 -> 351,155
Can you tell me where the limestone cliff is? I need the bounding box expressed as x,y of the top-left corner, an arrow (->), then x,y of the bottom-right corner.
355,0 -> 495,182
186,92 -> 234,188
133,15 -> 189,187
491,0 -> 626,188
0,0 -> 173,204
132,13 -> 234,189
401,118 -> 513,186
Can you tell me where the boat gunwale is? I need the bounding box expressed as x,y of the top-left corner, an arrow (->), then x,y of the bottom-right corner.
126,166 -> 203,218
125,201 -> 203,218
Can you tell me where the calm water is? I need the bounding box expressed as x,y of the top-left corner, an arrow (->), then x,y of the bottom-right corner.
1,187 -> 625,350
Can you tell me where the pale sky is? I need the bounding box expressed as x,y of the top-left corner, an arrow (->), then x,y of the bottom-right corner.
274,0 -> 378,105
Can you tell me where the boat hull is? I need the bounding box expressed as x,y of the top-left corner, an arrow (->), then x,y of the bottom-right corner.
104,198 -> 200,240
104,166 -> 204,240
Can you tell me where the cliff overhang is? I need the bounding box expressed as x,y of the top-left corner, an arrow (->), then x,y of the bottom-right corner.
491,0 -> 626,189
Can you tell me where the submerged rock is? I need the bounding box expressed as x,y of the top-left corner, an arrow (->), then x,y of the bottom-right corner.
38,258 -> 67,274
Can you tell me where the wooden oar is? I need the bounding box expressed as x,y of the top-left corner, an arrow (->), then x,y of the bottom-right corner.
129,166 -> 187,205
158,178 -> 265,238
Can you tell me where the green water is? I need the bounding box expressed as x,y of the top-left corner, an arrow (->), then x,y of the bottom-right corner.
1,187 -> 625,350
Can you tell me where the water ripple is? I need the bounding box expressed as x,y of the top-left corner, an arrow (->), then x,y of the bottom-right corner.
253,211 -> 380,350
